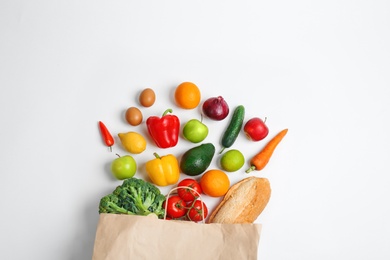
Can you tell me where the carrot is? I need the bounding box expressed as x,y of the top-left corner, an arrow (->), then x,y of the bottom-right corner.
245,128 -> 288,173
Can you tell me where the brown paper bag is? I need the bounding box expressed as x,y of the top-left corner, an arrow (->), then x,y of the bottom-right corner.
92,213 -> 262,260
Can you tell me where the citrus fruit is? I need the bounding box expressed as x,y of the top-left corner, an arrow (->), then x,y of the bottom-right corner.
174,82 -> 201,109
200,169 -> 230,197
220,149 -> 245,172
118,131 -> 147,154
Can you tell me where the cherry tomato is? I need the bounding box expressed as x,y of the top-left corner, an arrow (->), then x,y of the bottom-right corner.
163,195 -> 187,218
187,200 -> 208,222
177,178 -> 202,202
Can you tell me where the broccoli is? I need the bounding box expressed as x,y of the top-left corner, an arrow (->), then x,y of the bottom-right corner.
99,177 -> 166,218
98,194 -> 135,215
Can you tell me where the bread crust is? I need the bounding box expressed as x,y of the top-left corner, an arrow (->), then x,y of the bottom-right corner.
207,177 -> 271,224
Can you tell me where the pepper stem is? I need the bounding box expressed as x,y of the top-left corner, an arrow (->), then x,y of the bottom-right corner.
162,109 -> 173,116
153,152 -> 161,159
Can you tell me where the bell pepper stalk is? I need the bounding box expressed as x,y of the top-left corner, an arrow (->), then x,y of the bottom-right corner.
146,108 -> 180,149
145,153 -> 180,186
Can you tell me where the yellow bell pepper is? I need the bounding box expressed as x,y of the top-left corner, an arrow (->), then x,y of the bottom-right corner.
145,153 -> 180,186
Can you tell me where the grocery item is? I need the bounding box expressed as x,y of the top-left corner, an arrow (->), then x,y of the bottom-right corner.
187,200 -> 208,222
182,117 -> 208,143
220,149 -> 245,172
244,117 -> 269,141
98,177 -> 166,218
246,128 -> 288,173
180,143 -> 215,176
98,121 -> 114,151
145,153 -> 180,186
220,105 -> 245,154
174,82 -> 201,109
118,131 -> 147,154
164,195 -> 187,218
208,177 -> 271,224
176,178 -> 202,202
111,155 -> 137,180
146,109 -> 180,148
199,169 -> 230,197
125,107 -> 143,126
139,88 -> 156,107
202,96 -> 229,120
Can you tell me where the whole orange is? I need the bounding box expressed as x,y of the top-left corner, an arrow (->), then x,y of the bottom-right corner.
174,82 -> 201,109
200,169 -> 230,197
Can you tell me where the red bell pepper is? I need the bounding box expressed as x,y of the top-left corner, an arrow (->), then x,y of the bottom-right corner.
146,109 -> 180,148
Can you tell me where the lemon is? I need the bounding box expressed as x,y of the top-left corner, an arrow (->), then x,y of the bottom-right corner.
118,131 -> 147,154
220,149 -> 245,172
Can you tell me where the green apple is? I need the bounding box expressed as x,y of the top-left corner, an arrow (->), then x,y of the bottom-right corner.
111,155 -> 137,180
183,118 -> 208,143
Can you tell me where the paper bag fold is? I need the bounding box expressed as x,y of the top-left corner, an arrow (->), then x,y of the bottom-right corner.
92,214 -> 262,260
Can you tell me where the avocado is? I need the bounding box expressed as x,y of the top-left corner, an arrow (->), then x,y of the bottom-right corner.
180,143 -> 215,176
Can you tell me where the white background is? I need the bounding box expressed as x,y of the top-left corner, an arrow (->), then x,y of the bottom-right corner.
1,1 -> 389,259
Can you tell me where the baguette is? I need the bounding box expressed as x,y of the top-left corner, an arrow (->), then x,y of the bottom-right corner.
207,177 -> 271,224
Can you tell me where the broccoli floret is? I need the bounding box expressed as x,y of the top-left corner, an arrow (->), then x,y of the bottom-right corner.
121,178 -> 166,217
98,194 -> 135,215
98,178 -> 166,218
149,193 -> 166,214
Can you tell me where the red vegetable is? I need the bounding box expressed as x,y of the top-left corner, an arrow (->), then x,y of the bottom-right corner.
202,96 -> 229,121
177,178 -> 202,203
164,195 -> 187,219
187,200 -> 208,222
146,109 -> 180,148
98,121 -> 114,151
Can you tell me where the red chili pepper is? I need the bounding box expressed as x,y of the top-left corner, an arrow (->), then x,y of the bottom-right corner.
98,121 -> 114,151
146,108 -> 180,148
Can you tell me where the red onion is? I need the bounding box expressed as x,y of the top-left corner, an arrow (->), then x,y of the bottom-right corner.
202,96 -> 229,120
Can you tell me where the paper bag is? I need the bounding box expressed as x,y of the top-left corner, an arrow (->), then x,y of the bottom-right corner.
92,213 -> 262,260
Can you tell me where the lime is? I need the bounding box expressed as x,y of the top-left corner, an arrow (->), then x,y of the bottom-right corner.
220,149 -> 245,172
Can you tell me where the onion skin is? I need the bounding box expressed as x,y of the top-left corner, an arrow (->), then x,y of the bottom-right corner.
202,96 -> 229,121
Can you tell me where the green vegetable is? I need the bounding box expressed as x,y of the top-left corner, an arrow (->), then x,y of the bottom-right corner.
220,105 -> 245,154
180,143 -> 215,176
99,177 -> 166,218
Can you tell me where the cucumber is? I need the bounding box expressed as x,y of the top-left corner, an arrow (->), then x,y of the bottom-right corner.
220,105 -> 245,154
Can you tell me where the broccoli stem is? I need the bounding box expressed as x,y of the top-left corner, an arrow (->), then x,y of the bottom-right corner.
128,186 -> 153,215
107,201 -> 135,215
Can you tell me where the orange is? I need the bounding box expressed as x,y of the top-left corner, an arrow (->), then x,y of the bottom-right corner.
200,169 -> 230,197
174,82 -> 201,109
